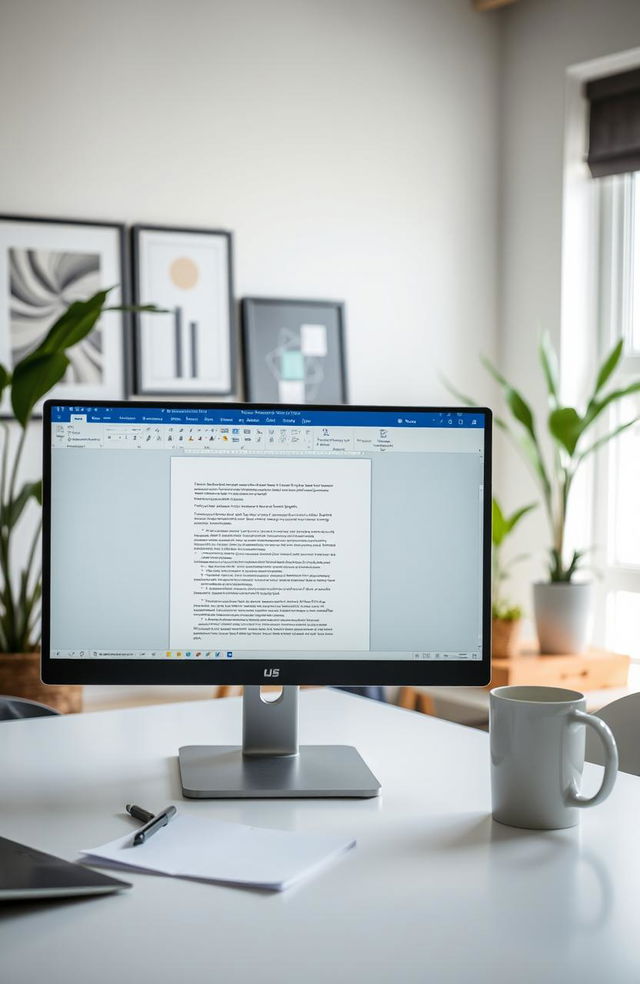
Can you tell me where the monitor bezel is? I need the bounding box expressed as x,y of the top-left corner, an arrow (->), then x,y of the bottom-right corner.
41,399 -> 492,687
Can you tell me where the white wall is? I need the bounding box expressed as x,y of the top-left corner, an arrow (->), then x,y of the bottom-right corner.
0,0 -> 500,408
497,0 -> 640,613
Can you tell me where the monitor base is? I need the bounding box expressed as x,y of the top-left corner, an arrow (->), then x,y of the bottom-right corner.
179,744 -> 381,798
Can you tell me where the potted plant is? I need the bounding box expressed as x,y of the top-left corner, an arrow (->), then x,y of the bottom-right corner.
491,497 -> 536,657
447,334 -> 640,653
0,288 -> 160,711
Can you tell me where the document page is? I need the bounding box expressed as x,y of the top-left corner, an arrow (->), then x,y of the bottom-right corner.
169,456 -> 371,650
82,812 -> 356,892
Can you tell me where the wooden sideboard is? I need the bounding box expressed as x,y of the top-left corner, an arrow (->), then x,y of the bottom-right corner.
399,646 -> 631,721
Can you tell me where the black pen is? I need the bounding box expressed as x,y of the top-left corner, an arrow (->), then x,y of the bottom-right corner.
126,803 -> 154,824
132,805 -> 177,846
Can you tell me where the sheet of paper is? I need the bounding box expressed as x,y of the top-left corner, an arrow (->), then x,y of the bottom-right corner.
169,456 -> 372,650
82,814 -> 355,892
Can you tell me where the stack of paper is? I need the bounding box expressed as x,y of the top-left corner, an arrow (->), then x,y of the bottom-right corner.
82,813 -> 355,892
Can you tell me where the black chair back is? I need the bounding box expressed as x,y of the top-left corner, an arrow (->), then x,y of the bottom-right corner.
0,696 -> 60,721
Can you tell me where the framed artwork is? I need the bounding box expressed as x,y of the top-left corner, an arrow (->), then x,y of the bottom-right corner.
241,298 -> 347,404
0,215 -> 128,414
132,225 -> 235,396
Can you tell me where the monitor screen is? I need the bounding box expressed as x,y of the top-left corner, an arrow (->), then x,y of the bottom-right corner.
42,401 -> 491,686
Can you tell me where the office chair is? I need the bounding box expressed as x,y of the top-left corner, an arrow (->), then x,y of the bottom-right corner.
0,696 -> 61,721
585,692 -> 640,776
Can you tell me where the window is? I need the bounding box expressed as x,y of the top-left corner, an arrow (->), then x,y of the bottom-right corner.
594,172 -> 640,659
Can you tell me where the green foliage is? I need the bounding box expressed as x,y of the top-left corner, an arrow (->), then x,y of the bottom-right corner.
492,498 -> 537,548
548,407 -> 583,456
0,288 -> 164,652
538,333 -> 559,407
491,496 -> 535,618
0,365 -> 10,403
446,334 -> 640,582
38,291 -> 109,355
491,602 -> 523,622
594,338 -> 623,394
549,548 -> 587,583
11,352 -> 70,427
0,480 -> 42,530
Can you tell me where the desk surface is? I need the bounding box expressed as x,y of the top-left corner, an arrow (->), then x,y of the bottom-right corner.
2,689 -> 639,984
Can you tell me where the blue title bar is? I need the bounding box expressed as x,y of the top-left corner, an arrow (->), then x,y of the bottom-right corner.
48,404 -> 486,429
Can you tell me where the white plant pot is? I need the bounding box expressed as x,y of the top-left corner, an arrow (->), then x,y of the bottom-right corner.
533,582 -> 593,655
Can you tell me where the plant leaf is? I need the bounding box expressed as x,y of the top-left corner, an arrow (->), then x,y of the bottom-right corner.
0,364 -> 10,402
494,414 -> 552,503
548,407 -> 583,456
35,290 -> 109,356
503,552 -> 530,570
539,333 -> 559,407
493,497 -> 536,549
565,549 -> 587,581
440,375 -> 477,407
492,498 -> 507,546
1,480 -> 42,529
548,546 -> 589,582
481,355 -> 553,501
514,429 -> 553,502
482,355 -> 537,436
593,338 -> 624,396
505,502 -> 537,534
577,415 -> 640,462
490,414 -> 511,432
11,351 -> 70,426
105,303 -> 169,314
583,381 -> 640,431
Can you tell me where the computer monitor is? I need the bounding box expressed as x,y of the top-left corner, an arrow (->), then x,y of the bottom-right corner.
42,400 -> 491,798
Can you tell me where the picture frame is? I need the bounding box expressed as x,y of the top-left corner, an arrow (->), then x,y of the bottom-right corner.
241,297 -> 347,404
0,215 -> 129,415
132,225 -> 236,397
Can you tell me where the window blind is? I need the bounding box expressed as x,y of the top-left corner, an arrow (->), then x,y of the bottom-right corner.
586,67 -> 640,178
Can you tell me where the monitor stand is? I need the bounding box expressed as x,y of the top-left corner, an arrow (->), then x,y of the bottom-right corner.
178,686 -> 381,798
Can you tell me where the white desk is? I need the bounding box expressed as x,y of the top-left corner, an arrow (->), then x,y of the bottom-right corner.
2,689 -> 639,984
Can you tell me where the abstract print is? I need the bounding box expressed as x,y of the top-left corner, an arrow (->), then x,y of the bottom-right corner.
9,248 -> 102,382
265,326 -> 327,403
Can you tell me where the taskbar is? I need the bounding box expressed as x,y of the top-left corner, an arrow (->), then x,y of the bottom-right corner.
49,649 -> 482,661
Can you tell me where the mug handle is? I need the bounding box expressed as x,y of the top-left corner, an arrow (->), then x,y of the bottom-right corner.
565,709 -> 618,808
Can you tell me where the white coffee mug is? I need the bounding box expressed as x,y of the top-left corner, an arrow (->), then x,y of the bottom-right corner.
490,685 -> 618,829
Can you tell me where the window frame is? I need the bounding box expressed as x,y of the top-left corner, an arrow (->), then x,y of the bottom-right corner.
592,173 -> 640,657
